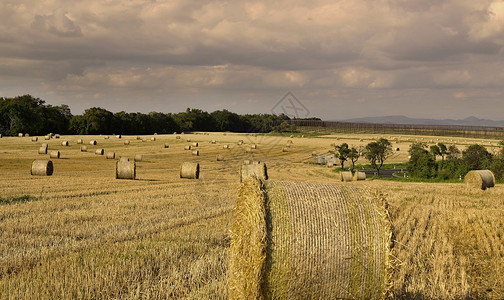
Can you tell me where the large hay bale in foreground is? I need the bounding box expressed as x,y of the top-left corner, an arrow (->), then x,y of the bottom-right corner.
229,179 -> 392,299
31,160 -> 53,176
339,171 -> 353,182
353,171 -> 367,181
240,162 -> 268,182
180,162 -> 199,179
49,151 -> 60,159
465,170 -> 495,190
116,157 -> 136,180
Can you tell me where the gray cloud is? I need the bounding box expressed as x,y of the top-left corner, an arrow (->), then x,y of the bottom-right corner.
1,0 -> 504,120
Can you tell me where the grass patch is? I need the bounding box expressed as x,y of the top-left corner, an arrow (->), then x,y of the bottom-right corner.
0,195 -> 37,205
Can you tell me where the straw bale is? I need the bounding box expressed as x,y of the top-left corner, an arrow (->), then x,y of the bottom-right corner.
251,144 -> 257,149
223,144 -> 230,149
49,151 -> 60,159
245,147 -> 252,153
229,179 -> 392,299
142,139 -> 147,142
465,170 -> 495,190
192,150 -> 199,156
89,140 -> 97,145
77,139 -> 83,144
339,171 -> 353,182
164,143 -> 170,148
151,137 -> 156,141
282,147 -> 289,152
136,136 -> 141,140
192,142 -> 199,147
240,162 -> 268,182
80,146 -> 87,152
184,145 -> 192,150
31,159 -> 53,176
54,134 -> 60,139
176,136 -> 181,139
104,136 -> 109,139
116,135 -> 122,139
32,137 -> 38,142
18,133 -> 23,137
124,140 -> 130,145
180,162 -> 199,179
238,140 -> 243,145
243,160 -> 251,165
61,141 -> 69,146
45,135 -> 51,140
217,154 -> 224,161
41,143 -> 48,148
353,171 -> 367,181
38,147 -> 48,154
106,152 -> 115,159
95,149 -> 104,155
134,154 -> 143,162
211,140 -> 216,144
0,134 -> 2,138
116,158 -> 136,180
186,138 -> 191,142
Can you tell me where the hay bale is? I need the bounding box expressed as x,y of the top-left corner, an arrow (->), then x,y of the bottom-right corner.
289,134 -> 294,138
124,140 -> 130,145
243,160 -> 251,165
223,144 -> 230,149
192,142 -> 199,147
116,157 -> 136,180
180,162 -> 199,179
89,140 -> 97,145
192,150 -> 200,156
186,138 -> 191,142
61,141 -> 69,146
49,151 -> 60,159
211,140 -> 216,144
54,134 -> 60,139
238,140 -> 244,145
465,170 -> 495,190
136,136 -> 141,140
106,152 -> 115,159
32,137 -> 38,142
245,147 -> 252,153
240,162 -> 268,182
176,136 -> 181,140
164,143 -> 170,148
184,145 -> 192,150
353,171 -> 367,181
312,152 -> 317,156
151,137 -> 156,141
0,134 -> 2,138
44,135 -> 51,140
251,144 -> 257,149
80,146 -> 87,152
339,171 -> 353,182
38,147 -> 48,154
229,179 -> 392,299
282,147 -> 289,152
31,159 -> 53,176
217,154 -> 224,161
18,133 -> 23,137
95,149 -> 104,155
116,135 -> 122,139
77,139 -> 83,144
104,136 -> 109,139
41,143 -> 48,148
134,154 -> 143,162
395,147 -> 400,151
142,138 -> 147,142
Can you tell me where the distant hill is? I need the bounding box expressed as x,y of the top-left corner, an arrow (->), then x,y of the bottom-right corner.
341,115 -> 504,128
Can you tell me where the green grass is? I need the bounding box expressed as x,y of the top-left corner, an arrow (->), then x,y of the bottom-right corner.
0,195 -> 37,205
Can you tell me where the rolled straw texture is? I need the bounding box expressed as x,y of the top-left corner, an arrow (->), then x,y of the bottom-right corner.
95,149 -> 104,155
353,171 -> 367,181
184,145 -> 192,150
340,171 -> 353,182
49,151 -> 60,159
192,142 -> 199,147
192,150 -> 199,156
116,158 -> 136,180
240,162 -> 268,182
31,159 -> 53,176
229,178 -> 392,299
89,140 -> 97,145
180,162 -> 199,179
465,170 -> 495,190
61,141 -> 69,146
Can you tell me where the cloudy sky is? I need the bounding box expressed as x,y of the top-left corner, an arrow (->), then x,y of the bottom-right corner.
1,0 -> 504,120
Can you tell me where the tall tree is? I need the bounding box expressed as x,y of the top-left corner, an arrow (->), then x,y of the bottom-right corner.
335,143 -> 350,169
364,138 -> 393,175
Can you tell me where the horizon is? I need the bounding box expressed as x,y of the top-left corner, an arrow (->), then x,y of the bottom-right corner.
1,1 -> 504,120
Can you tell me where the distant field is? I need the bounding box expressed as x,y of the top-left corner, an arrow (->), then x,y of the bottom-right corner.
0,133 -> 503,299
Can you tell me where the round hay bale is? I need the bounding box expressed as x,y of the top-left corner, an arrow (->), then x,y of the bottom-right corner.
44,135 -> 51,140
77,139 -> 83,144
229,179 -> 392,299
151,137 -> 156,141
104,136 -> 109,139
243,160 -> 251,165
192,142 -> 199,147
251,144 -> 257,149
80,146 -> 87,152
339,171 -> 353,182
290,134 -> 294,138
217,154 -> 224,161
211,140 -> 216,144
134,154 -> 143,162
164,143 -> 170,148
223,144 -> 230,149
106,152 -> 115,159
49,151 -> 60,159
192,150 -> 200,156
41,143 -> 48,148
287,140 -> 293,144
136,136 -> 141,140
142,138 -> 147,142
184,145 -> 192,150
465,170 -> 495,190
353,171 -> 367,181
18,133 -> 23,137
95,149 -> 104,155
61,141 -> 69,146
89,140 -> 97,145
176,136 -> 181,140
186,138 -> 191,142
395,147 -> 400,151
312,152 -> 317,156
245,147 -> 252,153
116,158 -> 136,180
54,134 -> 60,139
238,140 -> 244,145
31,159 -> 53,176
32,137 -> 38,142
116,135 -> 122,139
38,147 -> 48,154
180,162 -> 199,179
282,147 -> 289,152
124,140 -> 130,145
240,162 -> 268,182
0,134 -> 2,138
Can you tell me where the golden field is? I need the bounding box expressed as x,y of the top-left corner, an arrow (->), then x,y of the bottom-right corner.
0,133 -> 503,299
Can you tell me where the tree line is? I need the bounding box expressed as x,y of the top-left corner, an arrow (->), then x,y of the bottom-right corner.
0,95 -> 318,136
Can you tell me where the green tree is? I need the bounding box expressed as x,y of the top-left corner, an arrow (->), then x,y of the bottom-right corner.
335,143 -> 350,169
348,146 -> 361,172
437,143 -> 448,161
429,144 -> 441,160
81,107 -> 114,134
408,143 -> 437,178
462,144 -> 492,170
364,138 -> 392,175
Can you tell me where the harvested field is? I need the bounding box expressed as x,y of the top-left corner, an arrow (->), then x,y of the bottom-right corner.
0,133 -> 503,299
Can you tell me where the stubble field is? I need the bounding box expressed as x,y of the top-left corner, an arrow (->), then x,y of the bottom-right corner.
0,132 -> 503,299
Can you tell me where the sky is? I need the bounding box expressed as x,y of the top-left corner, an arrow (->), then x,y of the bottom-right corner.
1,0 -> 504,120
